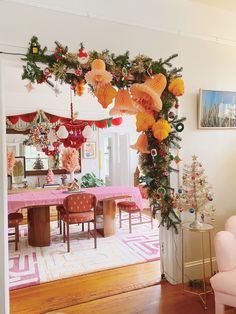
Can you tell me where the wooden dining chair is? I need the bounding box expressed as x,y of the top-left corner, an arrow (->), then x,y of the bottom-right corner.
117,185 -> 153,233
8,212 -> 23,251
61,193 -> 97,252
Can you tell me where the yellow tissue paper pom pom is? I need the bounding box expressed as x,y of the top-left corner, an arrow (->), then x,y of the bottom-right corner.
152,118 -> 172,142
168,78 -> 184,96
136,112 -> 155,132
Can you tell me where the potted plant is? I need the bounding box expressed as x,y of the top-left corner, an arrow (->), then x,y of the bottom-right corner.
81,172 -> 104,188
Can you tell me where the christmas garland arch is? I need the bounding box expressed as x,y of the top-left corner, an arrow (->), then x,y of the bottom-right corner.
22,36 -> 186,233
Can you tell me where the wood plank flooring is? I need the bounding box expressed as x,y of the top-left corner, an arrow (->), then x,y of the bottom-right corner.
10,261 -> 161,314
11,259 -> 236,314
47,282 -> 215,314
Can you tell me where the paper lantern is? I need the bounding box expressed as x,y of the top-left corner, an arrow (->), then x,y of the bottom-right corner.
94,84 -> 117,109
109,89 -> 138,115
130,133 -> 150,154
85,59 -> 112,88
56,125 -> 69,139
111,117 -> 123,126
82,125 -> 93,139
130,73 -> 167,112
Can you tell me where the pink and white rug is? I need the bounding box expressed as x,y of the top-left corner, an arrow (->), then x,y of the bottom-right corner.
9,214 -> 160,290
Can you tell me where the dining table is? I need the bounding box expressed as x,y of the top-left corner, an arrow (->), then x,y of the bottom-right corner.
8,186 -> 144,247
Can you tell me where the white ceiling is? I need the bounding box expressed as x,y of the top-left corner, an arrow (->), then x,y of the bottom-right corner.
191,0 -> 236,12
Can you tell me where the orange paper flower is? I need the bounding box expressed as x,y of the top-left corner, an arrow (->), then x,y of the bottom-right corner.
94,84 -> 117,109
152,118 -> 172,142
130,133 -> 150,154
136,112 -> 155,132
85,59 -> 112,89
109,89 -> 138,115
130,73 -> 167,112
168,78 -> 184,96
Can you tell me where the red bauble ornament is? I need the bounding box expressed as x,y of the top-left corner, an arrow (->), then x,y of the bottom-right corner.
95,120 -> 107,128
111,117 -> 123,126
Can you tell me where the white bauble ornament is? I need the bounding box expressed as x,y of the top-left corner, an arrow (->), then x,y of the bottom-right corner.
82,125 -> 93,139
56,125 -> 69,139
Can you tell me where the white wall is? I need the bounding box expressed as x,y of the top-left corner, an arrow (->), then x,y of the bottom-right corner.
1,0 -> 236,290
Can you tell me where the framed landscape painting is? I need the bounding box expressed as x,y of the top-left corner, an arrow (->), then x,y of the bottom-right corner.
198,89 -> 236,129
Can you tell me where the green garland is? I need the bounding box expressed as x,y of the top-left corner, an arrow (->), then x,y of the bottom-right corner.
21,36 -> 185,233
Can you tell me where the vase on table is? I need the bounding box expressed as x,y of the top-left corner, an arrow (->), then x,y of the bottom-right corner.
189,210 -> 203,229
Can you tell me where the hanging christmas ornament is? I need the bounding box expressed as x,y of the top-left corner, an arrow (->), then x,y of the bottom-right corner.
56,125 -> 69,139
95,120 -> 108,128
74,68 -> 83,76
147,63 -> 153,78
130,133 -> 150,154
151,149 -> 157,157
189,208 -> 195,214
30,38 -> 40,54
136,111 -> 155,132
152,118 -> 172,142
168,111 -> 176,120
121,66 -> 129,81
157,187 -> 166,196
94,84 -> 117,108
174,155 -> 181,164
82,125 -> 93,139
168,78 -> 184,96
77,45 -> 89,64
111,117 -> 123,126
54,48 -> 63,61
85,59 -> 112,89
175,122 -> 184,132
43,67 -> 51,79
130,73 -> 167,112
109,89 -> 138,116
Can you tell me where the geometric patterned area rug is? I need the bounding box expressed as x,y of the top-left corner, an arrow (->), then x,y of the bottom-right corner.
9,214 -> 160,290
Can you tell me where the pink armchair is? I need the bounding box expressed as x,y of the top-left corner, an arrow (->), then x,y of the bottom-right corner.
210,215 -> 236,314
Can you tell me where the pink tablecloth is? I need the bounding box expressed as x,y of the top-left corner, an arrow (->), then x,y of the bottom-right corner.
8,186 -> 144,214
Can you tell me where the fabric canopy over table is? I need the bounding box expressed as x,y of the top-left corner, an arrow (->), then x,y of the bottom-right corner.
8,186 -> 144,214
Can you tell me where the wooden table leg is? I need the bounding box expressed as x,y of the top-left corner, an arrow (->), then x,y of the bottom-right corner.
27,206 -> 50,247
97,200 -> 116,237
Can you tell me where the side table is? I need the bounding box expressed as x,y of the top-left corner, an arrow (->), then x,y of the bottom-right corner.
181,222 -> 214,310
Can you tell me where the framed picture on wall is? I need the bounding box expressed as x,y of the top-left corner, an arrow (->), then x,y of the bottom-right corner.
83,142 -> 96,159
198,89 -> 236,129
12,156 -> 26,184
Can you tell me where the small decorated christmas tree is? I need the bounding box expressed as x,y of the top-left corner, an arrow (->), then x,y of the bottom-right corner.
61,148 -> 80,182
177,155 -> 214,229
33,154 -> 44,170
46,169 -> 55,184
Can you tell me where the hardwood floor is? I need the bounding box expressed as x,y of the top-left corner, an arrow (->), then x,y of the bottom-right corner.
11,259 -> 236,314
10,261 -> 161,314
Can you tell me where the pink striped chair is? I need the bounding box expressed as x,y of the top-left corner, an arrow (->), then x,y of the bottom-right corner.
61,193 -> 97,253
210,215 -> 236,313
